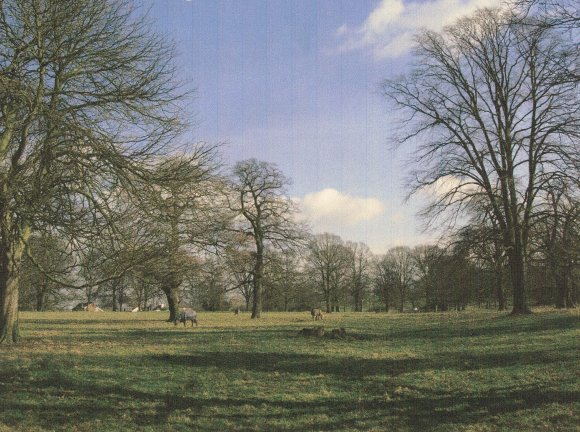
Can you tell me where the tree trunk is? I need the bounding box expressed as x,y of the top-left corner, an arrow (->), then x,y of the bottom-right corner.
0,260 -> 21,344
112,284 -> 118,311
509,247 -> 531,315
36,282 -> 47,312
0,226 -> 30,345
251,277 -> 262,319
494,264 -> 506,311
251,248 -> 263,319
399,285 -> 405,312
164,285 -> 180,322
555,273 -> 569,309
119,288 -> 124,312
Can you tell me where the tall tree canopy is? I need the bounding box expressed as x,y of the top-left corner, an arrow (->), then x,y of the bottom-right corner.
0,0 -> 185,343
230,159 -> 306,318
383,8 -> 579,314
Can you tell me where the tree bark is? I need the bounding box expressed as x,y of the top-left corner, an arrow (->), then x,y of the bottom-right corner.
251,280 -> 262,319
36,283 -> 47,312
0,225 -> 30,344
555,273 -> 570,309
112,284 -> 118,311
164,285 -> 180,322
508,247 -> 531,315
251,248 -> 263,319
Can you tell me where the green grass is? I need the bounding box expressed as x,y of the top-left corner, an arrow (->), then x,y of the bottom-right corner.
1,308 -> 578,431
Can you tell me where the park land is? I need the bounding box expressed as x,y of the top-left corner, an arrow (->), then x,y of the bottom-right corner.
0,308 -> 578,431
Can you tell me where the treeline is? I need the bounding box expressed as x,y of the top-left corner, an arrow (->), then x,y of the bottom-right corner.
19,203 -> 578,314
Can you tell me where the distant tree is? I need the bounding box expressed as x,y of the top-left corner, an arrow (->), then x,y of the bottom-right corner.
134,151 -> 225,321
532,183 -> 579,308
307,233 -> 351,313
375,254 -> 397,312
131,274 -> 161,311
223,246 -> 255,311
230,159 -> 306,319
412,245 -> 444,311
19,234 -> 74,311
385,247 -> 415,312
184,255 -> 227,311
0,0 -> 185,343
262,250 -> 305,312
345,242 -> 373,312
454,221 -> 508,310
383,8 -> 579,315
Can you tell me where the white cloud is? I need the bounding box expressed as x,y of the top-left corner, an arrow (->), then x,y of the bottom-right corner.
297,188 -> 384,227
293,188 -> 439,254
337,0 -> 503,59
418,175 -> 482,202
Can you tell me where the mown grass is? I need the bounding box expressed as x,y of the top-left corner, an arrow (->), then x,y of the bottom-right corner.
0,308 -> 578,431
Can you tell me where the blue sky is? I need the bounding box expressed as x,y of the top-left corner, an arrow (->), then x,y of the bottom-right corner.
146,0 -> 501,253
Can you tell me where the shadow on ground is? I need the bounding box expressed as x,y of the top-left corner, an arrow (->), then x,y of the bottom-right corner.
1,346 -> 578,431
1,366 -> 577,432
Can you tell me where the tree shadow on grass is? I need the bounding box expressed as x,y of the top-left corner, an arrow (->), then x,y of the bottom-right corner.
150,346 -> 577,377
1,365 -> 577,431
383,313 -> 579,341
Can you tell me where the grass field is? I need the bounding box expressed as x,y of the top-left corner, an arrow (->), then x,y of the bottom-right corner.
0,308 -> 578,431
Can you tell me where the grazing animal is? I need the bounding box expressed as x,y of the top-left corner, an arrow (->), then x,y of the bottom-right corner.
311,308 -> 324,321
174,308 -> 198,327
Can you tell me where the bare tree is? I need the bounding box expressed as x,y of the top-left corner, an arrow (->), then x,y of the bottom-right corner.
262,250 -> 303,312
223,246 -> 255,311
307,233 -> 351,313
184,255 -> 227,311
230,159 -> 306,318
383,8 -> 579,315
375,254 -> 397,312
454,222 -> 508,310
512,0 -> 579,30
19,233 -> 74,311
345,241 -> 373,312
385,247 -> 415,312
0,0 -> 186,343
134,150 -> 225,322
532,183 -> 579,308
412,245 -> 446,311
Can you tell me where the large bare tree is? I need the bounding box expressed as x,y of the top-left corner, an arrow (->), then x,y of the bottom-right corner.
383,8 -> 579,314
133,149 -> 225,322
0,0 -> 185,343
230,159 -> 305,319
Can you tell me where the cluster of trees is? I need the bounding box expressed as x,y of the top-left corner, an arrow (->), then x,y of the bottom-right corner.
18,223 -> 578,317
383,1 -> 579,314
1,0 -> 577,344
